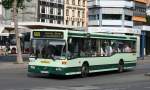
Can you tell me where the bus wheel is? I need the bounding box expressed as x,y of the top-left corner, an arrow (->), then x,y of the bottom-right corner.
81,63 -> 89,78
118,61 -> 124,73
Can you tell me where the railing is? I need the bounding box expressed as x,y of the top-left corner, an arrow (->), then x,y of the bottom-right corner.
88,20 -> 100,26
88,1 -> 134,8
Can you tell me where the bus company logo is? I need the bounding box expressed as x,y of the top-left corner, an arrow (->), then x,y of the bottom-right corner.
40,60 -> 50,64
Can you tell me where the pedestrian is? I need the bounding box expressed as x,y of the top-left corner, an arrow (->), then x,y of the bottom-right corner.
124,44 -> 131,52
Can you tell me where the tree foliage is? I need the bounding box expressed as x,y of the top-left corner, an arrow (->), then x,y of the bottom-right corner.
2,0 -> 32,63
146,16 -> 150,25
2,0 -> 31,9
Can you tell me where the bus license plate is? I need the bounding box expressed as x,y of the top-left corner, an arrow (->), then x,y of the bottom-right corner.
41,71 -> 49,74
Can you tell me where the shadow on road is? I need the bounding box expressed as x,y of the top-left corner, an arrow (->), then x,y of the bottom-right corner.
0,54 -> 29,62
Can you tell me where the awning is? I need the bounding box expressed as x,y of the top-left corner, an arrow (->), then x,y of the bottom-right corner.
132,16 -> 146,22
0,33 -> 9,36
135,0 -> 147,3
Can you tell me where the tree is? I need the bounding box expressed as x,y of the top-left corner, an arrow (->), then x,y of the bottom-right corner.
146,16 -> 150,25
2,0 -> 31,63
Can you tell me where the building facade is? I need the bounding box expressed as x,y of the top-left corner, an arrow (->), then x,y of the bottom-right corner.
64,0 -> 87,29
88,0 -> 135,34
140,0 -> 150,57
88,0 -> 149,58
133,0 -> 146,26
3,0 -> 64,25
37,0 -> 64,24
87,0 -> 144,57
2,0 -> 88,30
133,0 -> 147,58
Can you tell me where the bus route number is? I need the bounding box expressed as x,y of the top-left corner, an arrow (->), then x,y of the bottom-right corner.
34,32 -> 41,37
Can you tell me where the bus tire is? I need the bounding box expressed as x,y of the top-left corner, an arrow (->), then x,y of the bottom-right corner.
118,60 -> 124,73
81,63 -> 89,78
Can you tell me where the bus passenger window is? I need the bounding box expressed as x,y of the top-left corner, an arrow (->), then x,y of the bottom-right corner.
111,41 -> 118,53
124,44 -> 131,52
80,49 -> 86,57
104,42 -> 113,56
100,48 -> 105,56
118,42 -> 124,52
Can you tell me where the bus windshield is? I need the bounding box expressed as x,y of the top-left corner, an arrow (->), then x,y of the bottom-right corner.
30,39 -> 66,60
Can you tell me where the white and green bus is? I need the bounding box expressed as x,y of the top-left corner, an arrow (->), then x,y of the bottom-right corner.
28,29 -> 137,77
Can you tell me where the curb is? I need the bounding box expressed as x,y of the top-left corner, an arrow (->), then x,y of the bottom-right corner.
0,62 -> 28,70
144,73 -> 150,76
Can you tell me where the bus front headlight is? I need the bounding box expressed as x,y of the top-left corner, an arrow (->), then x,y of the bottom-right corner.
30,65 -> 35,69
29,58 -> 36,62
56,67 -> 62,71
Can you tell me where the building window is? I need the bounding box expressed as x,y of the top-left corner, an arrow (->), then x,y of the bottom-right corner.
58,8 -> 61,15
50,19 -> 53,23
57,20 -> 61,24
41,19 -> 45,22
41,6 -> 45,14
66,9 -> 69,16
77,21 -> 80,26
78,0 -> 81,5
135,6 -> 146,13
66,20 -> 69,25
66,0 -> 69,4
82,11 -> 85,18
83,0 -> 85,6
72,0 -> 75,5
78,11 -> 80,17
102,14 -> 122,20
50,0 -> 54,3
125,15 -> 132,21
72,21 -> 74,26
97,14 -> 99,20
58,0 -> 62,4
50,8 -> 53,14
72,10 -> 75,17
82,22 -> 84,26
89,15 -> 97,20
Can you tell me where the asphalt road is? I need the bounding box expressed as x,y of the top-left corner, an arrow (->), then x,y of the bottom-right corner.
0,58 -> 150,90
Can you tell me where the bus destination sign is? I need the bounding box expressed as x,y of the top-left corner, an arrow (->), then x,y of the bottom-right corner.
33,31 -> 64,38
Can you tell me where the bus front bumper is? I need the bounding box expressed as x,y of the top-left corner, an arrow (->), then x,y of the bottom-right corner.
28,65 -> 67,75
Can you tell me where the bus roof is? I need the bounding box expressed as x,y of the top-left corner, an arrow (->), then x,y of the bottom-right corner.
0,33 -> 9,36
32,29 -> 137,41
68,30 -> 137,40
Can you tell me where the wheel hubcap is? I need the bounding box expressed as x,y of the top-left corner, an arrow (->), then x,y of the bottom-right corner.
81,66 -> 88,77
119,65 -> 123,72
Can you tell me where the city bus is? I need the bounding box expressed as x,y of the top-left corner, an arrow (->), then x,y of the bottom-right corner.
28,29 -> 137,77
0,33 -> 30,54
0,33 -> 16,55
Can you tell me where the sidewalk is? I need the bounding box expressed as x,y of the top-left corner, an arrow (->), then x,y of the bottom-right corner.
0,54 -> 29,62
0,54 -> 29,70
0,62 -> 28,70
137,56 -> 150,64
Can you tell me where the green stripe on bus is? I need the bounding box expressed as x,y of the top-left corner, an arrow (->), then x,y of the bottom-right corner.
28,63 -> 136,75
68,33 -> 86,37
130,37 -> 137,40
90,34 -> 126,39
68,33 -> 136,41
